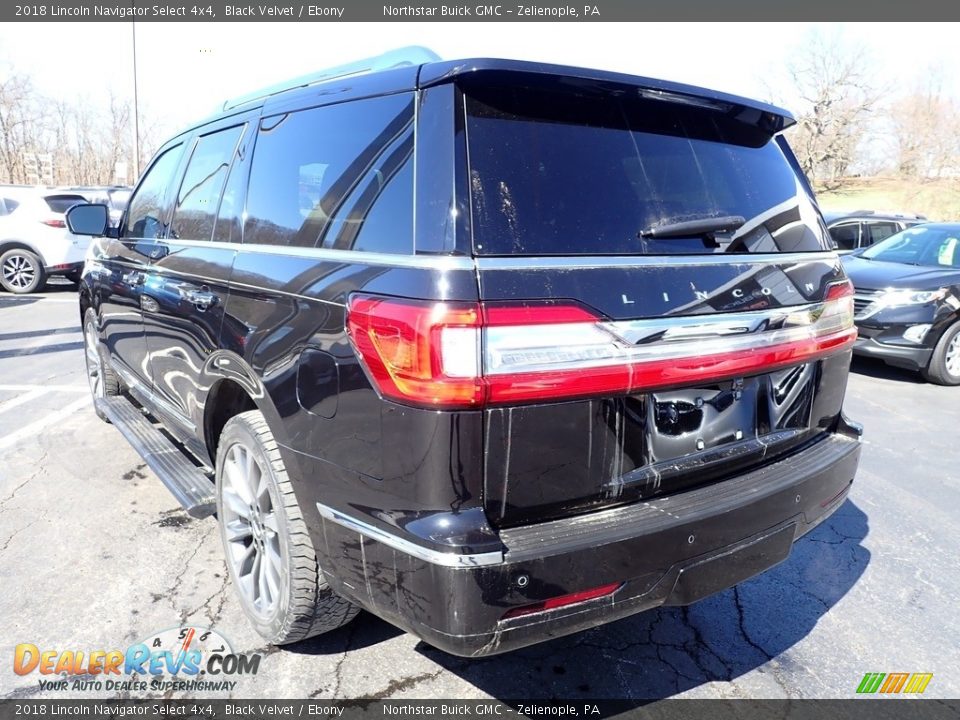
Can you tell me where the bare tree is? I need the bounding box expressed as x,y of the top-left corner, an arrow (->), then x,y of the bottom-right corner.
784,30 -> 882,189
0,70 -> 49,183
893,66 -> 960,179
0,62 -> 163,187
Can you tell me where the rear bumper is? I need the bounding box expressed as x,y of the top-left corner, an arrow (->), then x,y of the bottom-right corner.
44,261 -> 83,275
316,431 -> 861,657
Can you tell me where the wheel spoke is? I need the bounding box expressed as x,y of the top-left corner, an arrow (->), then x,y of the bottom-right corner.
256,470 -> 270,511
264,538 -> 282,598
224,517 -> 253,542
262,512 -> 279,534
222,486 -> 253,520
257,551 -> 271,607
226,451 -> 254,506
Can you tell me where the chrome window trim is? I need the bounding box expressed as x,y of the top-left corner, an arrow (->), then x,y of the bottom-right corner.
150,238 -> 476,270
316,502 -> 505,568
475,252 -> 839,271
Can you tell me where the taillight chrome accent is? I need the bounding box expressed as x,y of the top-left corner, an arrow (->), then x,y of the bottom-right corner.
346,281 -> 856,409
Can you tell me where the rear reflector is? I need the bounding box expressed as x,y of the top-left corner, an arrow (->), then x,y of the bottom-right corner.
346,280 -> 856,409
502,582 -> 623,620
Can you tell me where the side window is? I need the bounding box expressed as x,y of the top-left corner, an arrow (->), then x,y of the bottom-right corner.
829,222 -> 860,251
862,221 -> 898,247
170,125 -> 244,242
244,93 -> 414,253
212,133 -> 251,244
123,145 -> 184,240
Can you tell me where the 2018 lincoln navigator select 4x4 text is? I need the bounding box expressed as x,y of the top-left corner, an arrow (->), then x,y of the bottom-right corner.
66,49 -> 863,657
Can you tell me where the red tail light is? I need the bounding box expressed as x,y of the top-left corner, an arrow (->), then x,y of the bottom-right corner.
346,281 -> 857,409
502,582 -> 623,620
41,217 -> 66,228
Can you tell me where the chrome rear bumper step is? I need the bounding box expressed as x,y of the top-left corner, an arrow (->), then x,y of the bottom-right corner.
96,396 -> 216,518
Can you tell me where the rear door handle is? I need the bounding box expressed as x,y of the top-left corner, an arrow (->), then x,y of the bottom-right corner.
186,287 -> 218,311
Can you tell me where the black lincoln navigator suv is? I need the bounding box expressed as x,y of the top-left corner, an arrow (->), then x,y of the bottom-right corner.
67,48 -> 862,656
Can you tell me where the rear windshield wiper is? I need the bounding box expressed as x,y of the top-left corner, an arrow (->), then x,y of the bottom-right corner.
639,215 -> 746,239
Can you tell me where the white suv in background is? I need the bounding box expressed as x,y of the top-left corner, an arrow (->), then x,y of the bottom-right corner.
0,188 -> 90,293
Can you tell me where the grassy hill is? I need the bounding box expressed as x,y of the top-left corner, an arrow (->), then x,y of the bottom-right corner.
816,176 -> 960,222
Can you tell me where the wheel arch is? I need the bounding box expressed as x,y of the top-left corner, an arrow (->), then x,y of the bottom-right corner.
201,353 -> 291,465
0,239 -> 43,259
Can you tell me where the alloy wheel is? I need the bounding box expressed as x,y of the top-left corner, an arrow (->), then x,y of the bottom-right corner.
84,319 -> 104,399
220,443 -> 283,618
1,254 -> 37,291
946,331 -> 960,378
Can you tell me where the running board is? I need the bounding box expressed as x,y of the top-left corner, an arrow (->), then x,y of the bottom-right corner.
96,396 -> 216,518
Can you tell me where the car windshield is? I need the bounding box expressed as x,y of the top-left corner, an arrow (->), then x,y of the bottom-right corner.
860,225 -> 960,268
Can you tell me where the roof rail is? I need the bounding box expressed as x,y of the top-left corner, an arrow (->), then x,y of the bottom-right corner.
222,46 -> 441,111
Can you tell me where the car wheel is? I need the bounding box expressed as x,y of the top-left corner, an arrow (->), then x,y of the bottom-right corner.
0,249 -> 46,294
923,321 -> 960,386
65,270 -> 82,287
216,410 -> 359,644
83,309 -> 122,421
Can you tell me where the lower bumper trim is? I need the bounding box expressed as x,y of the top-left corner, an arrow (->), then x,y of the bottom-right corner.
316,502 -> 505,568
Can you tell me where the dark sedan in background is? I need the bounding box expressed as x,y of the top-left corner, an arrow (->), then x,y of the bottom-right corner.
842,223 -> 960,384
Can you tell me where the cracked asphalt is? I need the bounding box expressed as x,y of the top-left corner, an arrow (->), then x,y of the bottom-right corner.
1,286 -> 958,700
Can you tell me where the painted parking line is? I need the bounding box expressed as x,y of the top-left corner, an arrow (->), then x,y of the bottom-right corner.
0,395 -> 91,452
0,388 -> 48,416
0,385 -> 87,392
0,296 -> 78,304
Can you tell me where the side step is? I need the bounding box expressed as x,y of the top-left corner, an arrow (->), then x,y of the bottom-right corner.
96,396 -> 216,518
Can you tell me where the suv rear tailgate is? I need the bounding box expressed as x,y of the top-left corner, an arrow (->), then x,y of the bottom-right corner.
459,75 -> 855,527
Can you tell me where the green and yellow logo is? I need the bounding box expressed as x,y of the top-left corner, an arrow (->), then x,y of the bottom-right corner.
856,672 -> 933,694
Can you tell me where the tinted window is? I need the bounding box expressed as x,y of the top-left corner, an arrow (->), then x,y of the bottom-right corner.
124,145 -> 184,240
170,126 -> 244,242
244,94 -> 414,253
862,221 -> 898,246
464,83 -> 827,256
43,194 -> 87,214
830,223 -> 860,250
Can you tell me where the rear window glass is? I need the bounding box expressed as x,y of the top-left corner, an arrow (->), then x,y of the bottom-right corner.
464,84 -> 826,256
43,195 -> 86,214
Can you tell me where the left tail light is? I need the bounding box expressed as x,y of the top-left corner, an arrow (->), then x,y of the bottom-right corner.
346,281 -> 857,410
40,217 -> 66,228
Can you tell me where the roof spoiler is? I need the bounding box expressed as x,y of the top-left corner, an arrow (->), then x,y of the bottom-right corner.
221,46 -> 441,112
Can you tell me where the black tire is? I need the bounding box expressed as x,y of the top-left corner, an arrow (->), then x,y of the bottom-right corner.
216,410 -> 359,644
923,321 -> 960,386
65,270 -> 82,287
0,248 -> 46,294
83,308 -> 122,422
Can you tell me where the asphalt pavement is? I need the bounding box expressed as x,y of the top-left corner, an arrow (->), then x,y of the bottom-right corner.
1,285 -> 958,700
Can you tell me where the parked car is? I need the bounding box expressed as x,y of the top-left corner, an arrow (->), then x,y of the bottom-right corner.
0,187 -> 90,293
842,223 -> 960,384
824,210 -> 926,253
68,49 -> 862,656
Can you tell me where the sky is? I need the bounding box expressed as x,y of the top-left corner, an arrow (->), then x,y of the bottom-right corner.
2,21 -> 960,138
